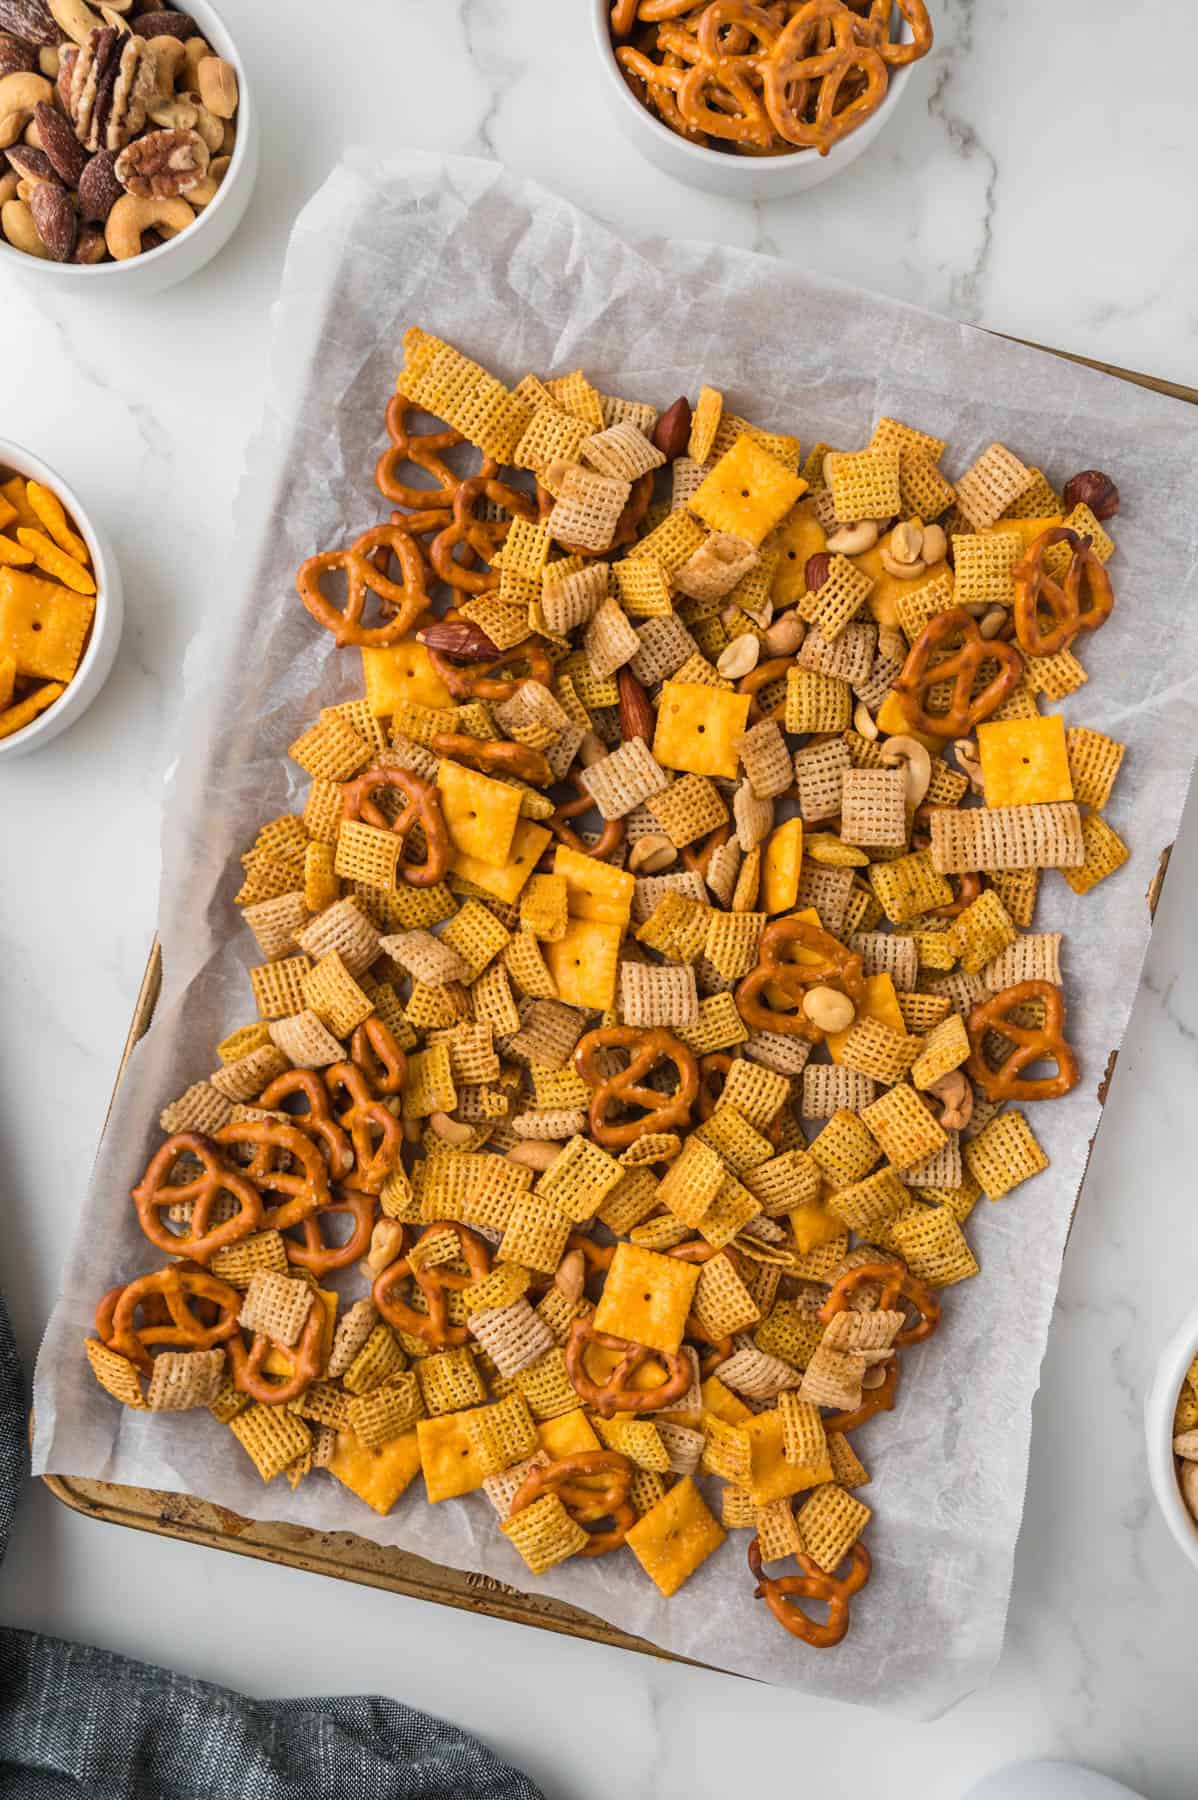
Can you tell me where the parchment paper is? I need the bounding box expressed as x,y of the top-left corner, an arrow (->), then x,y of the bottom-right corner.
31,151 -> 1198,1716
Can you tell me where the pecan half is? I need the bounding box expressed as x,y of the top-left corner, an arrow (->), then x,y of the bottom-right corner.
416,619 -> 502,663
617,666 -> 655,744
114,122 -> 206,195
69,26 -> 156,151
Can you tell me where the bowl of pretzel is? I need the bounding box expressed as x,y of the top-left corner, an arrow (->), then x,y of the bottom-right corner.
595,0 -> 933,197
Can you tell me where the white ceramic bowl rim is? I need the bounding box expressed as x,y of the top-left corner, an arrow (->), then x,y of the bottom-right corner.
0,437 -> 114,754
1146,1306 -> 1198,1570
0,0 -> 250,279
592,0 -> 916,173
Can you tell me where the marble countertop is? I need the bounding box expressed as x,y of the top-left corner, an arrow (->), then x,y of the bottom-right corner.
3,1 -> 1197,1793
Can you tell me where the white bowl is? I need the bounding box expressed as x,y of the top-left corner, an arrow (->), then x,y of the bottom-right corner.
0,0 -> 258,296
1144,1302 -> 1198,1573
0,438 -> 123,759
592,0 -> 920,198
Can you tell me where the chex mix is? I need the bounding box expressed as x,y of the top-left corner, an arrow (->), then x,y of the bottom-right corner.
84,331 -> 1127,1650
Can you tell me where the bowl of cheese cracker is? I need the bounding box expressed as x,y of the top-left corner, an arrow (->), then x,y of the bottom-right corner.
0,439 -> 122,757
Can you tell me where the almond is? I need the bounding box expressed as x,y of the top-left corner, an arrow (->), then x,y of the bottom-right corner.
652,395 -> 692,463
77,146 -> 121,218
617,665 -> 654,744
805,551 -> 832,591
33,99 -> 86,184
29,174 -> 74,257
417,618 -> 501,663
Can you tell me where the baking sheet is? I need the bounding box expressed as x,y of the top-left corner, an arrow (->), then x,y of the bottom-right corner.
31,149 -> 1198,1715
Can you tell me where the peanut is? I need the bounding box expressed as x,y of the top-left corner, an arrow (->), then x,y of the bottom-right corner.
0,170 -> 17,205
979,606 -> 1008,640
763,611 -> 804,657
716,633 -> 760,680
921,523 -> 948,564
888,520 -> 924,564
197,53 -> 237,119
181,34 -> 212,91
362,1219 -> 405,1277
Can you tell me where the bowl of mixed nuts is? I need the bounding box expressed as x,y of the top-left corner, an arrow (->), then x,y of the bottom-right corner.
1145,1305 -> 1198,1575
0,0 -> 257,292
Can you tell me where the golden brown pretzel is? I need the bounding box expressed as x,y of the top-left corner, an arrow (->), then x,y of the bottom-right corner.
349,1017 -> 409,1097
431,730 -> 552,788
820,1258 -> 940,1348
228,1283 -> 327,1405
1013,528 -> 1114,658
101,1265 -> 243,1372
296,521 -> 430,648
762,0 -> 889,154
213,1119 -> 331,1230
131,1132 -> 264,1264
509,1450 -> 637,1556
748,1536 -> 871,1647
735,916 -> 865,1040
823,1357 -> 900,1433
428,470 -> 538,595
890,607 -> 1024,738
256,1068 -> 354,1181
373,1221 -> 493,1347
282,1185 -> 377,1277
575,1025 -> 700,1149
565,1315 -> 695,1418
323,1061 -> 404,1192
966,979 -> 1080,1104
375,392 -> 465,512
339,766 -> 451,888
426,641 -> 555,704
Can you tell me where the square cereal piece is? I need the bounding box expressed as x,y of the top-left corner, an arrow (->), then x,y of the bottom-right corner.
498,1191 -> 572,1275
584,594 -> 640,678
824,448 -> 901,522
963,1108 -> 1048,1199
952,531 -> 1023,606
537,1135 -> 622,1223
654,680 -> 751,780
520,872 -> 569,942
593,1242 -> 700,1354
840,766 -> 907,848
619,960 -> 699,1030
692,1252 -> 762,1338
625,1475 -> 726,1597
289,712 -> 373,781
778,1391 -> 830,1473
334,820 -> 402,890
302,950 -> 373,1036
929,802 -> 1084,874
673,532 -> 759,604
889,1203 -> 979,1286
501,1491 -> 590,1573
328,1427 -> 422,1515
250,954 -> 313,1021
860,1083 -> 947,1173
955,444 -> 1035,530
798,555 -> 874,643
1065,726 -> 1125,811
580,736 -> 671,819
944,891 -> 1014,980
910,1012 -> 970,1089
719,1059 -> 790,1130
977,714 -> 1074,808
835,1016 -> 921,1086
690,434 -> 807,548
437,759 -> 521,869
229,1404 -> 312,1482
440,898 -> 511,979
703,910 -> 764,980
809,1110 -> 880,1186
547,465 -> 630,554
870,849 -> 954,922
657,1137 -> 726,1228
1061,812 -> 1130,895
795,1482 -> 871,1574
785,668 -> 852,735
1023,648 -> 1087,702
826,1165 -> 909,1231
735,718 -> 793,801
648,774 -> 728,850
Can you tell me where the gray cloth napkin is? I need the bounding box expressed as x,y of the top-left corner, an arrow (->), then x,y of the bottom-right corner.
0,1291 -> 546,1799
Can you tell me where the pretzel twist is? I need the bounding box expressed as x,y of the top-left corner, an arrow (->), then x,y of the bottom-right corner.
296,521 -> 430,648
820,1258 -> 940,1348
212,1119 -> 331,1231
131,1132 -> 264,1264
373,1221 -> 493,1347
890,606 -> 1024,738
735,916 -> 865,1040
575,1025 -> 700,1149
565,1315 -> 695,1418
228,1282 -> 327,1405
509,1450 -> 638,1556
966,979 -> 1080,1104
339,766 -> 450,888
323,1061 -> 404,1192
100,1265 -> 243,1372
1013,527 -> 1114,658
748,1536 -> 872,1647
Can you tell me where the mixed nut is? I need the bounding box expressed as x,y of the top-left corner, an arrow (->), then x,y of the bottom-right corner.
0,0 -> 238,264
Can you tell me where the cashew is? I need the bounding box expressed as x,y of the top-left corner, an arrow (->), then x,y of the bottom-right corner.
764,611 -> 804,657
879,545 -> 928,580
628,832 -> 676,875
1179,1460 -> 1198,1525
148,95 -> 198,131
577,730 -> 607,768
952,737 -> 984,793
554,1249 -> 586,1302
921,523 -> 947,564
180,92 -> 224,151
197,53 -> 238,120
48,0 -> 104,46
1,196 -> 48,257
716,634 -> 760,681
825,519 -> 878,555
927,1069 -> 973,1131
219,119 -> 236,156
148,35 -> 187,96
853,699 -> 878,741
187,172 -> 219,207
99,4 -> 131,29
978,606 -> 1008,640
0,171 -> 17,206
181,35 -> 212,91
22,115 -> 41,147
362,1218 -> 406,1277
802,985 -> 856,1034
0,72 -> 53,149
38,45 -> 60,76
428,1109 -> 474,1145
105,193 -> 193,259
888,521 -> 924,564
880,734 -> 932,807
506,1140 -> 561,1172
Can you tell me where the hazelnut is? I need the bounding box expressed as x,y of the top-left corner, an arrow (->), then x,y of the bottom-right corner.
1062,469 -> 1119,522
804,551 -> 832,591
652,395 -> 692,462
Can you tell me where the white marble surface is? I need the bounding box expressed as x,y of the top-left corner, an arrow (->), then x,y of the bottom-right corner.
2,1 -> 1197,1793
